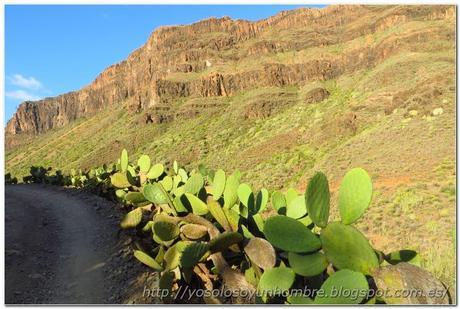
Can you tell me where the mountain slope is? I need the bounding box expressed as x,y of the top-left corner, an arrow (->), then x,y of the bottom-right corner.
5,5 -> 456,287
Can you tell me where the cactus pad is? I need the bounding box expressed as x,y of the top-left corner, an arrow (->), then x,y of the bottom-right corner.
338,168 -> 373,225
181,193 -> 208,215
255,188 -> 269,213
306,171 -> 330,227
207,200 -> 231,231
120,208 -> 142,229
137,154 -> 151,173
258,267 -> 296,297
111,172 -> 131,188
133,250 -> 162,271
180,242 -> 210,268
223,172 -> 240,209
212,169 -> 226,200
120,149 -> 129,172
143,183 -> 169,204
237,183 -> 254,208
264,215 -> 321,253
271,191 -> 286,213
288,251 -> 328,277
320,222 -> 379,275
124,192 -> 147,204
153,220 -> 180,241
147,163 -> 164,180
184,173 -> 204,195
180,224 -> 208,240
286,195 -> 307,219
244,237 -> 276,270
209,232 -> 243,253
314,269 -> 369,304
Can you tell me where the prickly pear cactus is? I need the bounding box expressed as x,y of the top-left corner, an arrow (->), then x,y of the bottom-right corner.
40,152 -> 448,305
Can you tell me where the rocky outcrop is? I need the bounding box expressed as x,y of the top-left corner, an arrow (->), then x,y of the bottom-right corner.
305,88 -> 330,104
5,5 -> 455,136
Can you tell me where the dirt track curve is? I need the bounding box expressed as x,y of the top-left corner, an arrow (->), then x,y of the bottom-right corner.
5,184 -> 156,304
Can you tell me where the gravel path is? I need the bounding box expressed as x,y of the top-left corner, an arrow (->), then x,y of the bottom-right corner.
5,184 -> 158,304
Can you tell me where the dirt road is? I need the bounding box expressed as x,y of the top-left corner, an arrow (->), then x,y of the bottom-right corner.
5,184 -> 157,304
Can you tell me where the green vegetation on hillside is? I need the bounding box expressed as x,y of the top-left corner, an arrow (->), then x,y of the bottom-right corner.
10,149 -> 450,304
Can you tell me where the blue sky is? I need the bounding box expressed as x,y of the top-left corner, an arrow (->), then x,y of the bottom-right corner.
5,5 -> 325,124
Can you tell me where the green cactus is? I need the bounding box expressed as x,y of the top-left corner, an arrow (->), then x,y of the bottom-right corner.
223,171 -> 240,209
305,171 -> 330,227
143,183 -> 169,204
111,172 -> 131,188
177,193 -> 207,215
314,269 -> 369,304
164,241 -> 190,270
31,160 -> 439,305
297,215 -> 313,227
120,149 -> 129,172
173,160 -> 178,174
244,267 -> 259,287
286,195 -> 307,219
142,221 -> 154,232
173,194 -> 188,213
237,183 -> 254,209
251,213 -> 265,233
133,250 -> 162,270
160,176 -> 173,192
124,192 -> 147,204
180,242 -> 210,268
288,251 -> 328,277
320,222 -> 379,275
159,271 -> 175,301
184,173 -> 204,195
120,208 -> 142,229
287,295 -> 314,304
153,220 -> 180,241
338,168 -> 373,225
137,154 -> 151,173
115,189 -> 127,199
178,168 -> 188,182
258,267 -> 296,298
271,191 -> 286,214
126,165 -> 138,186
172,175 -> 181,191
207,200 -> 232,231
384,250 -> 420,266
285,188 -> 298,205
223,207 -> 240,232
255,188 -> 269,213
212,169 -> 226,200
263,215 -> 321,253
147,163 -> 164,180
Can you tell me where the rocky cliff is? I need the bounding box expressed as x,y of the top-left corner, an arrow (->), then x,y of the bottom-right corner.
5,5 -> 455,136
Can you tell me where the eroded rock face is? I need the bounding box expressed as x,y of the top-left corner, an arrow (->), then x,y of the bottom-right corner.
5,5 -> 455,136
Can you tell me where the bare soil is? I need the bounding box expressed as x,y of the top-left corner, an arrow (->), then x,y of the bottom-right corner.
5,184 -> 158,304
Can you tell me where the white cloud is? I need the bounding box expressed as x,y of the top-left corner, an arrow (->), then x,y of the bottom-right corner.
5,90 -> 41,101
8,74 -> 43,90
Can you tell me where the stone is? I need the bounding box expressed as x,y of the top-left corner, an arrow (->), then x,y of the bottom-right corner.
305,87 -> 330,104
373,262 -> 451,304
